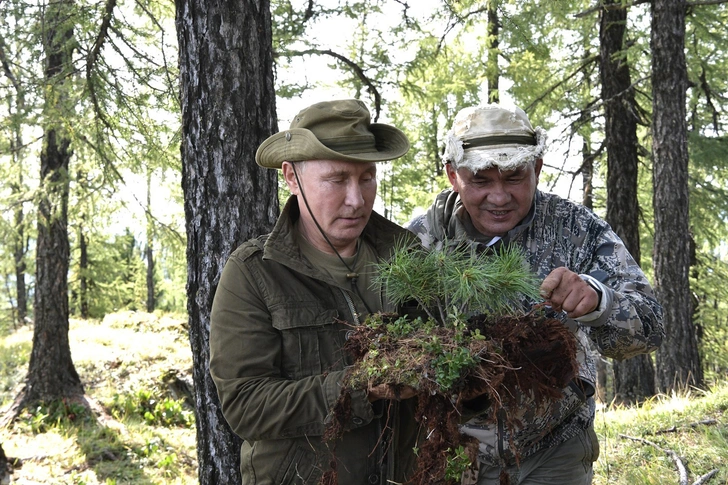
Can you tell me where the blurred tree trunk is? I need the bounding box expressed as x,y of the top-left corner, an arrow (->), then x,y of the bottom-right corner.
145,169 -> 155,313
486,0 -> 500,104
651,0 -> 703,391
13,192 -> 27,327
176,0 -> 279,483
79,226 -> 89,319
21,0 -> 84,408
581,134 -> 610,404
600,0 -> 655,404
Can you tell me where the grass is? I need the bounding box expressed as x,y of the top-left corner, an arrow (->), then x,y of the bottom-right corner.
594,384 -> 728,484
0,311 -> 197,485
1,313 -> 727,484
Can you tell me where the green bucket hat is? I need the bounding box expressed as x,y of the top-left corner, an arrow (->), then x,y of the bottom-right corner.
255,99 -> 410,169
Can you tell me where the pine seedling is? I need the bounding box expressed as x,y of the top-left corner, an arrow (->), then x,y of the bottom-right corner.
373,239 -> 541,326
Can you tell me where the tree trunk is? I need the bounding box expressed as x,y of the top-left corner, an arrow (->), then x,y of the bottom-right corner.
13,196 -> 27,327
581,139 -> 610,403
146,169 -> 155,313
79,227 -> 89,319
486,0 -> 500,104
652,0 -> 703,391
600,0 -> 655,404
0,442 -> 9,483
20,0 -> 84,408
176,0 -> 279,482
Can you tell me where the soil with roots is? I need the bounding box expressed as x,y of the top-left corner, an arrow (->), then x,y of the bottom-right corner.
322,309 -> 579,485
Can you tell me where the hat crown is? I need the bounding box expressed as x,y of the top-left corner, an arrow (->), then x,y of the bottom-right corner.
452,104 -> 535,142
290,99 -> 376,155
255,98 -> 410,169
443,104 -> 547,172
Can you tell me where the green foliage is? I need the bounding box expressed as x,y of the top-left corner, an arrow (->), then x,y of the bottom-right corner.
373,239 -> 541,325
431,346 -> 478,391
444,445 -> 472,482
108,388 -> 193,428
22,399 -> 93,433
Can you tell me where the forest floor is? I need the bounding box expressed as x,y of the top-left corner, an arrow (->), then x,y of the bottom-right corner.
0,312 -> 727,484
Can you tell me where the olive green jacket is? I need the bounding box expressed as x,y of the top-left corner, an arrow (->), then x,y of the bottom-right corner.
210,196 -> 419,485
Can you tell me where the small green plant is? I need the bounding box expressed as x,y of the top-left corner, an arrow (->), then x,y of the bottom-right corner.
444,445 -> 472,481
431,347 -> 478,391
23,399 -> 91,433
108,388 -> 193,428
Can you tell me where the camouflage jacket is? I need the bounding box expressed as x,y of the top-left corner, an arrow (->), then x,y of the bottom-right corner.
407,189 -> 664,467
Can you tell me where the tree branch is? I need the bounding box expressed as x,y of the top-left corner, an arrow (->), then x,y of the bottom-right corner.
0,34 -> 20,95
279,49 -> 382,120
86,0 -> 117,130
693,469 -> 720,485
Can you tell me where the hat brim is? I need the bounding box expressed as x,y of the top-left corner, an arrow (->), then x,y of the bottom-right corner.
255,123 -> 410,169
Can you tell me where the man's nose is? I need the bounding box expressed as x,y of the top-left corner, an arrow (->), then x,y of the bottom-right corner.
487,183 -> 510,205
345,181 -> 365,207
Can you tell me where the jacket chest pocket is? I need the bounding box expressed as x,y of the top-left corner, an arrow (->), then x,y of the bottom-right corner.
270,305 -> 342,380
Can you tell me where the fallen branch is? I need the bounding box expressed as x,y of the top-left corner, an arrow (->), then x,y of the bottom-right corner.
693,469 -> 720,485
619,434 -> 688,485
654,418 -> 718,434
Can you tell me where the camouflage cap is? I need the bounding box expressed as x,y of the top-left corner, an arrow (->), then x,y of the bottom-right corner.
256,99 -> 410,169
444,104 -> 547,172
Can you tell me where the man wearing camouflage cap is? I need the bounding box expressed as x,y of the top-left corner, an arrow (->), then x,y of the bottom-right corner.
408,104 -> 664,484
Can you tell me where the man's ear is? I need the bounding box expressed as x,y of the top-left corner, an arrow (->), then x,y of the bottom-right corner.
534,158 -> 543,179
281,162 -> 299,195
445,163 -> 460,192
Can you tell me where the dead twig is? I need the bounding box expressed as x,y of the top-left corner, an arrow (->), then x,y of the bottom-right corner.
693,469 -> 720,485
620,434 -> 688,484
654,418 -> 718,434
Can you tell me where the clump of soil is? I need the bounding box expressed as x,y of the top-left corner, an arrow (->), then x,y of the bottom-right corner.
324,309 -> 579,485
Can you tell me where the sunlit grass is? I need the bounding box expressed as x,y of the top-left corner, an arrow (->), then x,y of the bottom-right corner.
0,312 -> 197,484
594,382 -> 728,485
2,312 -> 727,484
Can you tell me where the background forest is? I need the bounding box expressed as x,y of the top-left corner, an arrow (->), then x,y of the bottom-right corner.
1,0 -> 727,483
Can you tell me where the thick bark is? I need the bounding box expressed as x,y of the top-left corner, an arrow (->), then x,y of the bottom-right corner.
21,0 -> 84,407
26,127 -> 83,402
176,0 -> 279,482
600,0 -> 655,403
651,0 -> 703,391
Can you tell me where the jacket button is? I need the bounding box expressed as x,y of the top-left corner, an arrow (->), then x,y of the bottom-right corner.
352,417 -> 364,425
368,474 -> 379,483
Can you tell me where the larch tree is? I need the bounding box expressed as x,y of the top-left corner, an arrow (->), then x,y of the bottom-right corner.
21,0 -> 84,408
175,0 -> 279,482
599,1 -> 656,403
651,0 -> 703,391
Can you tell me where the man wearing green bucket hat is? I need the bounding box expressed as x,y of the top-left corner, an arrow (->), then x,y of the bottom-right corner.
210,99 -> 420,484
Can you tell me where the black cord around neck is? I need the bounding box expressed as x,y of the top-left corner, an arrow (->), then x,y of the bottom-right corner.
292,163 -> 374,315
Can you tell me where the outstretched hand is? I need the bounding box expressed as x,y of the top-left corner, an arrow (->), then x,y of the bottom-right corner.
539,267 -> 600,319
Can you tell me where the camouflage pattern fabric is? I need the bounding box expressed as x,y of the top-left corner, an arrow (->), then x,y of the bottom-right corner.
407,189 -> 664,468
